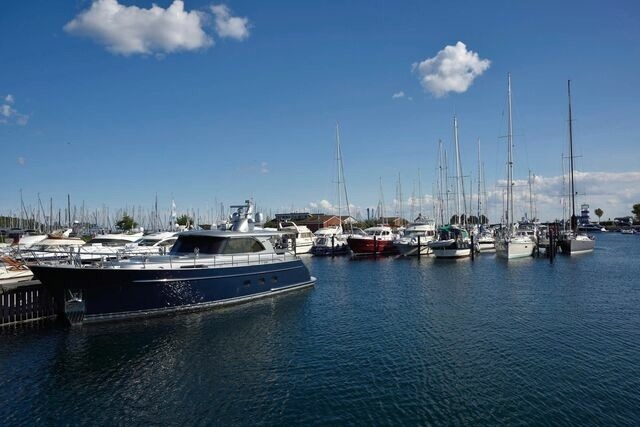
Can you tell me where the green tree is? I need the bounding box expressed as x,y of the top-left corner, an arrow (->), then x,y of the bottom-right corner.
594,208 -> 603,223
116,214 -> 137,231
176,214 -> 193,226
632,203 -> 640,222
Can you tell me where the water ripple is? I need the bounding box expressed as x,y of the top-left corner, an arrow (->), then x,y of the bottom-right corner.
1,233 -> 639,425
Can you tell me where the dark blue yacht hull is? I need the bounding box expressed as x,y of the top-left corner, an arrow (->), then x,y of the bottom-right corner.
29,260 -> 315,323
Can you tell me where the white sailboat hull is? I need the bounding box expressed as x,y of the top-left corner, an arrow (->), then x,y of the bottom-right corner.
559,235 -> 595,254
394,242 -> 432,256
495,238 -> 534,259
432,247 -> 471,258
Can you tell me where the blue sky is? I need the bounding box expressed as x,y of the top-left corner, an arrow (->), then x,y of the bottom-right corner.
2,0 -> 639,226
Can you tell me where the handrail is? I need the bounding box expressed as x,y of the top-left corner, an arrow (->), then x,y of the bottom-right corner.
17,248 -> 295,269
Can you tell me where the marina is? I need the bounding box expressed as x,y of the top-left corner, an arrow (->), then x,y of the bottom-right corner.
2,1 -> 639,425
1,232 -> 638,424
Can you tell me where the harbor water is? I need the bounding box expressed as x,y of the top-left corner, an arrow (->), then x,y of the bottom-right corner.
1,233 -> 639,425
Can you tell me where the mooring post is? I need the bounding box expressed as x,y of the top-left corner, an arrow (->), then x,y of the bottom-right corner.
373,235 -> 378,257
548,228 -> 556,264
331,235 -> 335,258
470,233 -> 475,261
417,236 -> 421,257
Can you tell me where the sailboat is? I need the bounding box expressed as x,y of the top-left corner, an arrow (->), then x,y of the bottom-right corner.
558,80 -> 595,254
393,170 -> 436,256
429,115 -> 472,258
312,123 -> 351,255
495,73 -> 535,259
474,138 -> 496,252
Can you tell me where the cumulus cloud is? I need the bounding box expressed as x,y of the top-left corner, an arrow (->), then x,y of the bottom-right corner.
413,41 -> 490,97
64,0 -> 214,55
1,94 -> 29,125
392,91 -> 405,99
308,200 -> 358,215
488,171 -> 640,221
211,4 -> 250,40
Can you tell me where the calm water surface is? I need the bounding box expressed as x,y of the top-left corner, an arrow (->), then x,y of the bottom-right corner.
1,233 -> 639,425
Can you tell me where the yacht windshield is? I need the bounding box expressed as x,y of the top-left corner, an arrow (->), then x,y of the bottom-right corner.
170,235 -> 265,255
170,236 -> 226,255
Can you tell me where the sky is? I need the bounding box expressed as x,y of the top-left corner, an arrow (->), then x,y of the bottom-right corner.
2,0 -> 639,226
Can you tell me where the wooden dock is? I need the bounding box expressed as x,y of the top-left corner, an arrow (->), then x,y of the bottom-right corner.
0,280 -> 57,326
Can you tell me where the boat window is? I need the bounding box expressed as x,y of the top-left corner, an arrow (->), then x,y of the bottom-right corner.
85,238 -> 133,247
170,235 -> 226,255
221,238 -> 265,254
137,239 -> 160,247
159,238 -> 177,247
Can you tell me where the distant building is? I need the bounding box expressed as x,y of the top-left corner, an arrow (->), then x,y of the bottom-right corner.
266,213 -> 356,232
379,217 -> 406,228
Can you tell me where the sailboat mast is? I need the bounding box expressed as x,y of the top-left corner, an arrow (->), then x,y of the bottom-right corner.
454,116 -> 462,224
444,148 -> 449,224
481,161 -> 487,224
336,123 -> 352,232
67,194 -> 71,228
397,172 -> 403,222
477,138 -> 482,221
437,140 -> 445,225
568,80 -> 576,231
418,168 -> 423,215
507,73 -> 514,227
528,170 -> 533,221
335,123 -> 342,228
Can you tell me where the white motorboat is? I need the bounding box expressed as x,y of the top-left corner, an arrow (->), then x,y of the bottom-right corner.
74,231 -> 145,263
475,227 -> 496,252
393,216 -> 436,256
17,229 -> 86,262
0,256 -> 33,284
429,225 -> 472,258
278,221 -> 314,254
311,226 -> 348,255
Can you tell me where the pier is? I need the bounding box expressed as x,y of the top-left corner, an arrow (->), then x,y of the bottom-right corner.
0,280 -> 57,326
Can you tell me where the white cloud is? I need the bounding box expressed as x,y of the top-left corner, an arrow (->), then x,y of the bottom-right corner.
413,41 -> 490,97
1,94 -> 29,125
211,4 -> 250,40
260,162 -> 269,174
17,157 -> 25,166
487,171 -> 640,221
308,200 -> 359,215
392,91 -> 405,99
320,200 -> 333,210
64,0 -> 213,56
